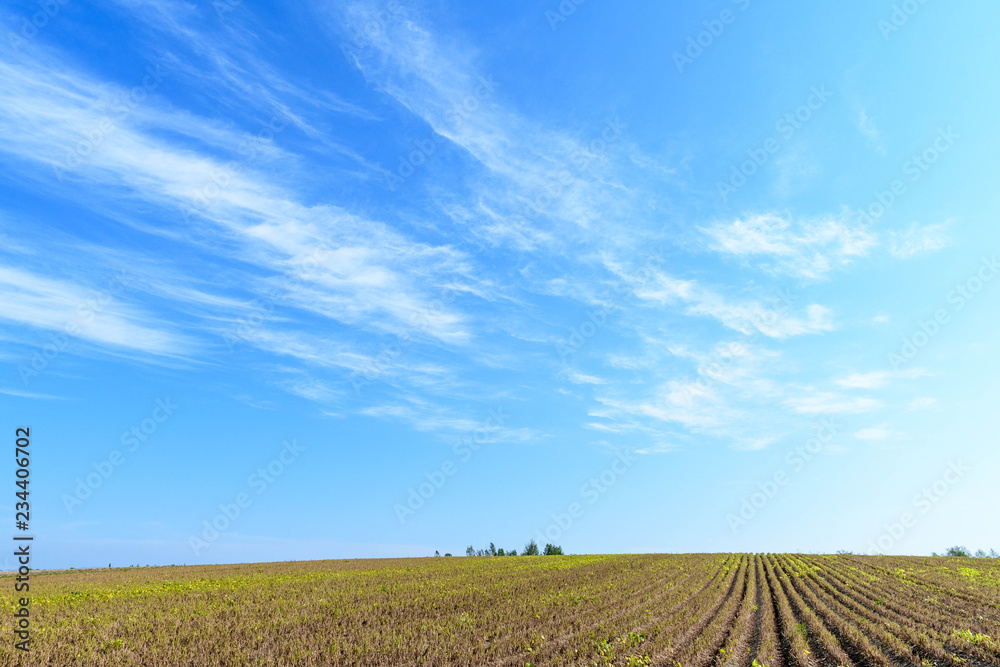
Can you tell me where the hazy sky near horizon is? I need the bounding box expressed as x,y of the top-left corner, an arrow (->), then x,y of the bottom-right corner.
1,0 -> 998,568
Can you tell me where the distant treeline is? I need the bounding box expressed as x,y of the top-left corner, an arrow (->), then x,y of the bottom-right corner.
932,546 -> 998,558
837,545 -> 999,558
434,539 -> 563,558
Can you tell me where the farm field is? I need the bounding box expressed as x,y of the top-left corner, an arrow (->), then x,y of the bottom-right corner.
3,553 -> 998,666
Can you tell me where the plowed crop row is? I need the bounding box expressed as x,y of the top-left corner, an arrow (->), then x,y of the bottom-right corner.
2,553 -> 998,666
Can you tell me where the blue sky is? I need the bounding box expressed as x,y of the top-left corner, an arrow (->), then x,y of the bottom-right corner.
1,0 -> 998,568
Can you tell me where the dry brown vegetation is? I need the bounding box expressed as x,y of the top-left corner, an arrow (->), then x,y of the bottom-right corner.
2,553 -> 998,666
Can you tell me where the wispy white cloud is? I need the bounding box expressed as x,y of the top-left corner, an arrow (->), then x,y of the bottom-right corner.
887,221 -> 951,259
702,213 -> 877,279
907,396 -> 939,411
631,269 -> 834,338
871,314 -> 890,326
0,387 -> 67,400
566,371 -> 605,385
0,39 -> 478,351
360,400 -> 541,443
111,0 -> 378,128
593,379 -> 740,435
786,392 -> 882,415
585,422 -> 626,433
857,107 -> 885,154
835,368 -> 929,389
854,424 -> 902,441
590,382 -> 787,452
279,375 -> 343,403
0,266 -> 191,356
325,0 -> 646,258
635,442 -> 681,455
232,394 -> 276,410
692,300 -> 834,339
